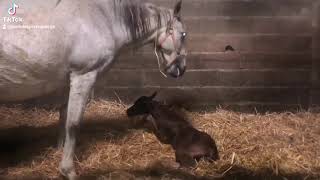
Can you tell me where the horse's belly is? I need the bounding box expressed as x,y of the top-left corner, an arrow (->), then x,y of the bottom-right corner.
0,82 -> 66,103
0,60 -> 67,102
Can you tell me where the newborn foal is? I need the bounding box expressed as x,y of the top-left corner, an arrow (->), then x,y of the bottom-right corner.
127,92 -> 219,166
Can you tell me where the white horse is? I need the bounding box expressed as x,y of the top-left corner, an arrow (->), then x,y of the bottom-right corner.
0,0 -> 187,179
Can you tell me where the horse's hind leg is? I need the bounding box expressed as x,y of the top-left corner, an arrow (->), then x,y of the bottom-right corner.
59,71 -> 97,180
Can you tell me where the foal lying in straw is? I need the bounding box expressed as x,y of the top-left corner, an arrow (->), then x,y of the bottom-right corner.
127,92 -> 219,167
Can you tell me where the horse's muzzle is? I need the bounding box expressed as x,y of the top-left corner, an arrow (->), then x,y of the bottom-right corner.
165,55 -> 186,78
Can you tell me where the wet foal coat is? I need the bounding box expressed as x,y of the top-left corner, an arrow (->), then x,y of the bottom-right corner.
127,93 -> 219,166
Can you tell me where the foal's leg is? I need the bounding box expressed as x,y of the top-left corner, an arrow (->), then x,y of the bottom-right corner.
59,71 -> 97,180
175,151 -> 196,167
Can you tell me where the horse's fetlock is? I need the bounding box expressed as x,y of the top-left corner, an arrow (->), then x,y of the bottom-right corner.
66,121 -> 80,131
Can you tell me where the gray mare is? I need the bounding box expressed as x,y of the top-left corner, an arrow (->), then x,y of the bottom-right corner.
0,0 -> 187,179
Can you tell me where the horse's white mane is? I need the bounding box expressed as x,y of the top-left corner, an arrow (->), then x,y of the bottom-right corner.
114,0 -> 172,40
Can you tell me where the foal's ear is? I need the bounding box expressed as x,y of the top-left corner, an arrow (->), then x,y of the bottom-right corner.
173,0 -> 182,17
149,92 -> 158,99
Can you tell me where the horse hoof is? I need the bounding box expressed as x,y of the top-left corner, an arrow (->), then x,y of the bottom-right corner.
60,169 -> 77,180
67,172 -> 78,180
59,163 -> 77,180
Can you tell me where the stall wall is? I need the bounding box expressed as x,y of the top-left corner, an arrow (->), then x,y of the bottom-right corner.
96,0 -> 316,110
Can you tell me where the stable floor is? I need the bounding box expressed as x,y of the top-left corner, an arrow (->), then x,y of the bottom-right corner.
0,101 -> 319,180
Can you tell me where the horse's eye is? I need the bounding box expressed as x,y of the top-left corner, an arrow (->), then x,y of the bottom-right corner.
181,32 -> 187,37
161,48 -> 172,55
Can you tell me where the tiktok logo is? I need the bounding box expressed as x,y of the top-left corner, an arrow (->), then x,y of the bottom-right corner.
8,3 -> 19,16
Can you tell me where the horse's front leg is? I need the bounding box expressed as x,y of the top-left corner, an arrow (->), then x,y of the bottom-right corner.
59,71 -> 97,180
58,85 -> 95,149
58,102 -> 67,149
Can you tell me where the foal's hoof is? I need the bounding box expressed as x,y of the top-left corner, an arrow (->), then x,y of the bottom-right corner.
176,159 -> 196,168
171,162 -> 181,169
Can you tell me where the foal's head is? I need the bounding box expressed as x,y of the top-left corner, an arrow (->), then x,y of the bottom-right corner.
126,92 -> 157,117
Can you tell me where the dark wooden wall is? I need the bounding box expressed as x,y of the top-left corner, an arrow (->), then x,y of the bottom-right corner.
312,1 -> 320,105
96,0 -> 317,110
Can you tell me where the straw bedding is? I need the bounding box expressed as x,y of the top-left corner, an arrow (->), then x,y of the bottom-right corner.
0,100 -> 319,180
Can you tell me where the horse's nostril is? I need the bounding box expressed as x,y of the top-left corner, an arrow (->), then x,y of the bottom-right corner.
178,66 -> 186,76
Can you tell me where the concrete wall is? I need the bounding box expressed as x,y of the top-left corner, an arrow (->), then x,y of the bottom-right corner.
95,0 -> 316,110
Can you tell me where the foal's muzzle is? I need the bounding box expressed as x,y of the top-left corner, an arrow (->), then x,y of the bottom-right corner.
165,55 -> 186,78
126,106 -> 140,117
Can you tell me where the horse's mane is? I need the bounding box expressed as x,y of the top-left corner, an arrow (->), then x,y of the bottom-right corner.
114,0 -> 172,40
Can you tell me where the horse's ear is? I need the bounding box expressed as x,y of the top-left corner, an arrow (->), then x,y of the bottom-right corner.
149,92 -> 157,99
174,0 -> 182,17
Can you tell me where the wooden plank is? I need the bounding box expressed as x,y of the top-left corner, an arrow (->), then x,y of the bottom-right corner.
147,0 -> 314,17
95,87 -> 310,106
186,103 -> 307,112
138,35 -> 312,53
97,70 -> 144,87
185,17 -> 312,34
97,69 -> 311,87
142,70 -> 311,87
114,52 -> 312,70
311,91 -> 320,105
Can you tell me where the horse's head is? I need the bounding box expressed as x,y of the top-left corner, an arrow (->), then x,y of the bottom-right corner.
127,92 -> 157,117
155,0 -> 187,78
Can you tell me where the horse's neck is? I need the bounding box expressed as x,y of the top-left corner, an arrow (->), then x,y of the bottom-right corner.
118,2 -> 173,47
138,7 -> 172,44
